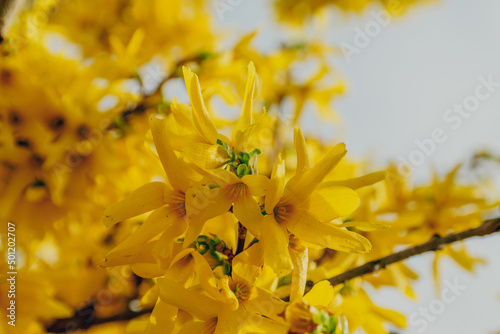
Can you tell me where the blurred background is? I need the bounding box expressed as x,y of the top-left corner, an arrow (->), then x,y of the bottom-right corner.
214,0 -> 500,333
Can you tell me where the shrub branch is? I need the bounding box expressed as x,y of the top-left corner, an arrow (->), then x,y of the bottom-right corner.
328,217 -> 500,287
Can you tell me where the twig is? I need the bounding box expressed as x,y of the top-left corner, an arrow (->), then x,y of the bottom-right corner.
46,306 -> 153,333
236,222 -> 247,255
328,217 -> 500,287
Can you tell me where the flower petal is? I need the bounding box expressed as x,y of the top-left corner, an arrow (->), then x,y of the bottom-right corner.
265,156 -> 285,214
182,66 -> 218,144
308,186 -> 360,222
244,286 -> 287,322
144,300 -> 177,334
192,252 -> 238,308
233,195 -> 263,238
261,215 -> 292,276
151,117 -> 191,192
242,174 -> 269,196
182,143 -> 231,169
112,205 -> 176,252
294,127 -> 310,175
158,278 -> 221,320
289,245 -> 308,302
318,171 -> 387,190
232,242 -> 264,285
303,280 -> 333,307
284,142 -> 346,206
232,62 -> 256,143
183,186 -> 232,246
102,182 -> 166,227
152,219 -> 189,269
214,307 -> 246,334
102,241 -> 157,267
287,209 -> 371,253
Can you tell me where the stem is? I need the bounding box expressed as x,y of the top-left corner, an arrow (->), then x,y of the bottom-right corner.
236,221 -> 247,255
328,217 -> 500,287
46,306 -> 153,333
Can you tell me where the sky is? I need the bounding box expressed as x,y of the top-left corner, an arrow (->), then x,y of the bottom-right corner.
213,1 -> 500,333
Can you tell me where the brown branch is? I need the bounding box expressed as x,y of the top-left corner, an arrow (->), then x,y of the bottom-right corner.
236,221 -> 247,255
328,217 -> 500,287
46,306 -> 153,333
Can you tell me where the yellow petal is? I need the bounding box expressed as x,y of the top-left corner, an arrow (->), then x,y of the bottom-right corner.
289,246 -> 308,302
308,186 -> 360,222
184,186 -> 232,246
178,321 -> 207,334
144,299 -> 177,334
241,313 -> 289,334
131,263 -> 164,278
287,209 -> 371,253
102,182 -> 166,227
164,248 -> 196,284
261,215 -> 293,276
139,285 -> 159,309
112,206 -> 176,252
294,127 -> 310,175
231,62 -> 256,141
152,218 -> 188,269
241,174 -> 269,196
214,307 -> 246,334
217,276 -> 239,311
265,156 -> 285,214
151,117 -> 191,192
182,66 -> 218,144
445,245 -> 486,272
318,171 -> 387,190
102,241 -> 157,267
244,286 -> 287,322
284,143 -> 346,206
192,252 -> 238,308
303,280 -> 333,307
233,195 -> 263,238
182,143 -> 231,169
126,28 -> 145,57
372,306 -> 407,329
0,167 -> 32,219
158,278 -> 221,320
232,242 -> 264,285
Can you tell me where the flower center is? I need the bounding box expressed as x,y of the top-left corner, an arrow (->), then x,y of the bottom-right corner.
226,182 -> 248,201
170,190 -> 186,217
274,203 -> 293,224
229,280 -> 252,303
204,317 -> 217,333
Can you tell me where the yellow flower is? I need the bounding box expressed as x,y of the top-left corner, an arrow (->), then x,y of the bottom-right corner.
331,288 -> 406,334
102,117 -> 210,265
180,62 -> 261,169
158,248 -> 288,334
184,168 -> 268,245
261,127 -> 371,276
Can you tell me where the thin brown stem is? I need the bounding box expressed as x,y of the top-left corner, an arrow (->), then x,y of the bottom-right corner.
328,217 -> 500,287
46,306 -> 153,333
236,221 -> 247,255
